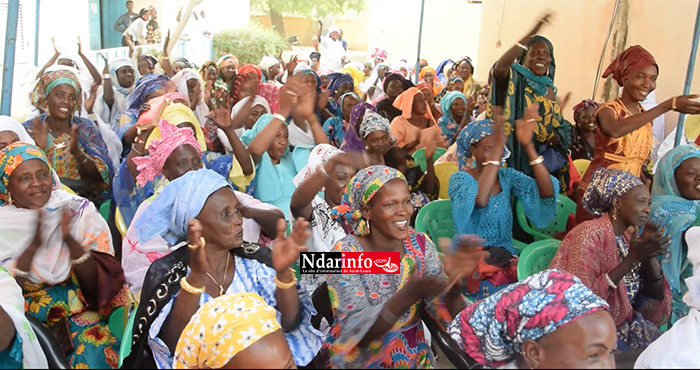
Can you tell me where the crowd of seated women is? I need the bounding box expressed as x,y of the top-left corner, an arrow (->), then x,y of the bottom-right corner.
3,10 -> 700,370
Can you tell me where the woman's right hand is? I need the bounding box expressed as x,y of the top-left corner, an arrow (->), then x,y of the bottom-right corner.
526,12 -> 554,38
514,103 -> 539,148
187,218 -> 210,275
627,221 -> 671,264
672,94 -> 700,115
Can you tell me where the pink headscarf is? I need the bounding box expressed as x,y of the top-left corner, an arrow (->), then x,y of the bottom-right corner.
132,119 -> 202,186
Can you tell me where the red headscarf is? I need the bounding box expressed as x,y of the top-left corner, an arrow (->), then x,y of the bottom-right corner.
602,45 -> 658,87
238,64 -> 262,82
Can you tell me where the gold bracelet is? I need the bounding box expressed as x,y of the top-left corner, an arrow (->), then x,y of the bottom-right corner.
672,96 -> 678,111
274,268 -> 297,289
180,276 -> 206,295
529,155 -> 545,166
481,160 -> 501,166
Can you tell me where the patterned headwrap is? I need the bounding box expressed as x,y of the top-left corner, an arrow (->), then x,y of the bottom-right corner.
371,48 -> 388,61
456,269 -> 609,368
126,74 -> 172,113
239,64 -> 263,81
0,142 -> 53,205
582,167 -> 644,217
199,61 -> 218,81
331,165 -> 407,236
350,103 -> 375,130
230,73 -> 252,105
292,144 -> 342,187
154,103 -> 208,151
135,168 -> 231,244
453,56 -> 474,73
172,57 -> 194,69
132,120 -> 202,187
603,45 -> 658,87
572,99 -> 600,119
309,51 -> 321,61
456,119 -> 511,170
217,54 -> 239,70
359,111 -> 391,139
30,69 -> 82,111
173,292 -> 281,369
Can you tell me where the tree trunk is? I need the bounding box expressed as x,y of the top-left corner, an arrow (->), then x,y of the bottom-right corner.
601,0 -> 629,102
270,9 -> 286,38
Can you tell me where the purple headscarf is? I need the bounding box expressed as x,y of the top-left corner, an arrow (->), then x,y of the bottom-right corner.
341,103 -> 376,152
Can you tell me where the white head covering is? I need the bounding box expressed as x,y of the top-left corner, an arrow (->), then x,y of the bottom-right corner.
259,56 -> 280,73
292,144 -> 342,187
0,116 -> 34,145
109,56 -> 137,95
293,62 -> 312,75
172,68 -> 203,107
328,26 -> 340,35
218,96 -> 271,153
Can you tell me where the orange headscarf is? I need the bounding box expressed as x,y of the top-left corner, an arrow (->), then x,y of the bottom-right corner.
418,66 -> 443,96
392,87 -> 436,122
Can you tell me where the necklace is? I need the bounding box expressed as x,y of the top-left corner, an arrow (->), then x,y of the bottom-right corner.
205,253 -> 230,296
616,97 -> 639,116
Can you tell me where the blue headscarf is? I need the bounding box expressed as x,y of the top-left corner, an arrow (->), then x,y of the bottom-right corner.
582,167 -> 643,217
326,72 -> 354,95
650,145 -> 700,297
240,114 -> 279,147
126,74 -> 171,114
435,59 -> 454,85
456,120 -> 511,170
135,169 -> 231,244
437,91 -> 467,144
512,35 -> 556,96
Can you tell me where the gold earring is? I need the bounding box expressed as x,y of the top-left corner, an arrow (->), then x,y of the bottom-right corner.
611,206 -> 617,221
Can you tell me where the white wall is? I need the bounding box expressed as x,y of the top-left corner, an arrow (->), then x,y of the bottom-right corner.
367,0 -> 482,71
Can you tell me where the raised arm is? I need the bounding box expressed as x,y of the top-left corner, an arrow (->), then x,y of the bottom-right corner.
317,20 -> 323,43
35,38 -> 60,79
474,109 -> 506,208
77,37 -> 102,86
207,104 -> 254,176
99,54 -> 115,109
493,14 -> 552,83
160,30 -> 175,77
599,95 -> 700,138
515,104 -> 555,198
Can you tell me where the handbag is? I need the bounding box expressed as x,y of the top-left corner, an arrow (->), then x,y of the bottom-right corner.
88,251 -> 127,311
537,143 -> 567,173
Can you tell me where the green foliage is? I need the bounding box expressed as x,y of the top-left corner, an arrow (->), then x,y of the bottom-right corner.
251,0 -> 366,18
212,22 -> 287,65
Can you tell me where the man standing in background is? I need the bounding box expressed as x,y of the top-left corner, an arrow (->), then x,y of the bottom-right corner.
317,20 -> 346,72
113,1 -> 137,34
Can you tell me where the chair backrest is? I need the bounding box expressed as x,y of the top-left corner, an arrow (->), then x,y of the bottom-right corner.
434,162 -> 458,199
99,199 -> 112,223
412,147 -> 448,172
25,313 -> 69,369
414,199 -> 454,244
118,304 -> 138,368
517,239 -> 561,280
573,159 -> 591,178
516,194 -> 576,241
115,206 -> 128,238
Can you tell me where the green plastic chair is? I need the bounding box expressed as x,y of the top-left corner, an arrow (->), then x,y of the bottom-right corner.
516,194 -> 576,241
99,199 -> 112,223
517,239 -> 561,280
415,199 -> 530,253
414,199 -> 454,245
412,147 -> 447,173
108,305 -> 128,341
118,304 -> 138,368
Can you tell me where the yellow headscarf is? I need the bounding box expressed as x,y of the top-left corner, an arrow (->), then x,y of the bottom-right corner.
173,292 -> 282,369
340,66 -> 366,96
147,102 -> 207,151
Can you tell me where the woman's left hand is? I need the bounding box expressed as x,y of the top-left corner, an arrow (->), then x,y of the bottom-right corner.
272,218 -> 310,274
60,208 -> 73,242
206,103 -> 233,129
514,103 -> 539,147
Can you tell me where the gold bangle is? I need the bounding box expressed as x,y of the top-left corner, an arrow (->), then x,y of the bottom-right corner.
481,160 -> 501,166
274,268 -> 297,289
529,155 -> 545,166
672,96 -> 677,111
180,276 -> 206,295
516,42 -> 528,51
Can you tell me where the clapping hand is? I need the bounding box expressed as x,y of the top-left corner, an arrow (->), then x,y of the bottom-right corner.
187,218 -> 210,275
514,103 -> 539,147
628,221 -> 671,264
272,218 -> 310,274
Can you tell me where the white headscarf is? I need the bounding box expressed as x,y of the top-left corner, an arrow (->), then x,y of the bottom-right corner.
292,144 -> 342,187
0,116 -> 34,144
259,56 -> 280,74
685,226 -> 700,310
172,68 -> 210,129
218,96 -> 271,153
109,56 -> 137,96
